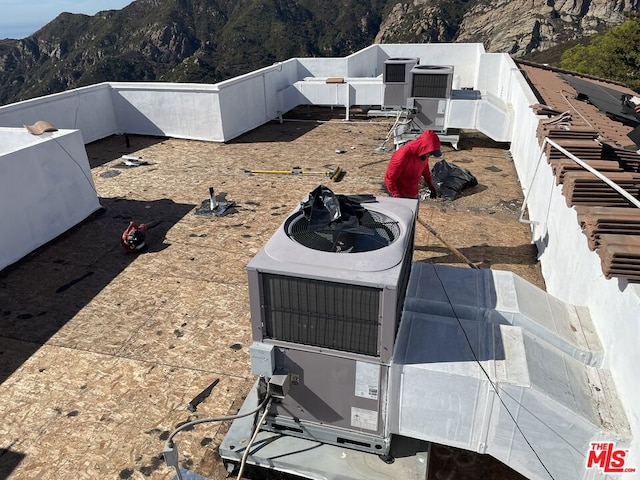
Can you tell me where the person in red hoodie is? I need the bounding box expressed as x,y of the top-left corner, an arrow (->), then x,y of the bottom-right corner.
384,129 -> 442,199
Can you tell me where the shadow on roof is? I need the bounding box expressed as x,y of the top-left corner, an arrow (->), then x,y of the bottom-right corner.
228,118 -> 322,144
415,243 -> 539,268
0,197 -> 194,386
0,447 -> 25,478
86,134 -> 169,169
226,106 -> 363,144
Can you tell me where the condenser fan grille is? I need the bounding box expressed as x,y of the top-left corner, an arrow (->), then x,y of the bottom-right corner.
287,209 -> 400,253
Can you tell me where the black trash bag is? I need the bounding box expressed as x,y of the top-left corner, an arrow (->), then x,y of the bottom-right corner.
299,186 -> 393,252
302,185 -> 342,230
301,185 -> 375,232
431,160 -> 478,200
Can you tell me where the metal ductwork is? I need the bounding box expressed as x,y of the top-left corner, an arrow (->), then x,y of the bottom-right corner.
390,262 -> 631,480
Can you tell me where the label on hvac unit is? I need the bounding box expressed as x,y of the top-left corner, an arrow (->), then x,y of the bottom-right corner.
355,361 -> 379,400
351,407 -> 378,431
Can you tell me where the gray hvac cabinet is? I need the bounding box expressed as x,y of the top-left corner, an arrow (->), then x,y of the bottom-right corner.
382,57 -> 420,110
247,195 -> 419,455
407,65 -> 454,132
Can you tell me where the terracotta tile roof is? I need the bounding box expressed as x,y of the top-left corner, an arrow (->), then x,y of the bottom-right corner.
517,59 -> 639,148
516,59 -> 640,282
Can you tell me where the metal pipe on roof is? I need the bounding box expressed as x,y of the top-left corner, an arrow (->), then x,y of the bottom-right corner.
518,146 -> 546,225
276,117 -> 386,125
545,138 -> 640,209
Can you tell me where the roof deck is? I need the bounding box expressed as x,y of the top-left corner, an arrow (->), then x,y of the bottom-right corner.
0,109 -> 537,479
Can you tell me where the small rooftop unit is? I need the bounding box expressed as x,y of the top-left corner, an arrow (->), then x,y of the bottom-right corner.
382,57 -> 419,110
244,191 -> 418,455
407,65 -> 454,133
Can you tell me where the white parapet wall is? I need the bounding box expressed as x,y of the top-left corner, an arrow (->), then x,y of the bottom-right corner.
110,82 -> 223,142
0,127 -> 101,270
0,43 -> 509,146
376,43 -> 484,90
0,83 -> 118,143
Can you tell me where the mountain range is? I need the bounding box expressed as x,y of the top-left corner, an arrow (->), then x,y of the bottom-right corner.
0,0 -> 636,105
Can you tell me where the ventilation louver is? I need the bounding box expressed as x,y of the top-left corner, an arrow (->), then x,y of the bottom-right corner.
407,65 -> 454,132
410,65 -> 454,99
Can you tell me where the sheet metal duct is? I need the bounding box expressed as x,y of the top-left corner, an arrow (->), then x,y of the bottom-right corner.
389,263 -> 631,480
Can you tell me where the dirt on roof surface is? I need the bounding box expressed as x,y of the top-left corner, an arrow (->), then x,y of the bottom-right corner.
0,108 -> 536,480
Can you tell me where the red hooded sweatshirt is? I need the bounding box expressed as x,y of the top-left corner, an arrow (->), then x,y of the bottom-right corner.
384,130 -> 441,198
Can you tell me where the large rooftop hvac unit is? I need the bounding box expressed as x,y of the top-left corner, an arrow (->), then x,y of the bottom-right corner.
382,57 -> 419,110
407,65 -> 454,132
247,191 -> 418,455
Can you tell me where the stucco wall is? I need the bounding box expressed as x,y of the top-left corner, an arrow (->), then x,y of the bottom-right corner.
111,83 -> 223,142
0,84 -> 117,143
0,128 -> 101,270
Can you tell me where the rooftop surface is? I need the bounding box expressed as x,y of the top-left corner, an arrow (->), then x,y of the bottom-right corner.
0,107 -> 538,479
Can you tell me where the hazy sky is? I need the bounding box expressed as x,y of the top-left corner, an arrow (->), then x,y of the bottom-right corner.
0,0 -> 134,39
